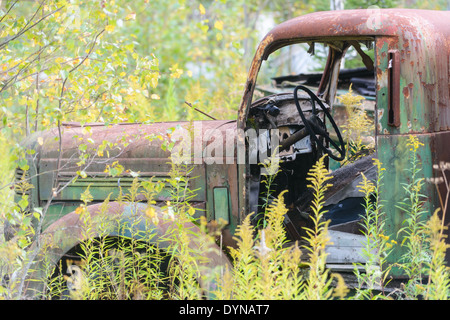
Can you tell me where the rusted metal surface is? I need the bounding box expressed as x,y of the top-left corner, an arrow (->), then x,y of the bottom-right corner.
35,120 -> 238,228
39,120 -> 237,160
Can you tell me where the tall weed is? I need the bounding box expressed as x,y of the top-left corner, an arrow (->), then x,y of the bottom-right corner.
353,158 -> 393,299
302,155 -> 335,300
423,210 -> 450,299
215,192 -> 304,300
337,84 -> 374,165
396,136 -> 430,298
3,130 -> 450,300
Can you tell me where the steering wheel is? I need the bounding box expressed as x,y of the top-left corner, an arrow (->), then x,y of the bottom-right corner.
293,85 -> 346,161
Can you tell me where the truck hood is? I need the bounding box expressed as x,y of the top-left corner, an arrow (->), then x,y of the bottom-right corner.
33,120 -> 237,202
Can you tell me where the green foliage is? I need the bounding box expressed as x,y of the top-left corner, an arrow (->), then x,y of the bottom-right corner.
345,0 -> 399,9
1,0 -> 161,137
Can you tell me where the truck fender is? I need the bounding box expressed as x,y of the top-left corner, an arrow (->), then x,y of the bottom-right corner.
22,201 -> 231,299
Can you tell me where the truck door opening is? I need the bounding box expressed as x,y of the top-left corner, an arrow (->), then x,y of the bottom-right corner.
246,38 -> 377,242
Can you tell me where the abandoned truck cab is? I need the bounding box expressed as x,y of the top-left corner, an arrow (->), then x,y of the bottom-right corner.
11,9 -> 450,295
237,8 -> 450,273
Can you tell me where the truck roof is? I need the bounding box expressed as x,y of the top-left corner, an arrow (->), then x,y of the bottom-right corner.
260,9 -> 450,60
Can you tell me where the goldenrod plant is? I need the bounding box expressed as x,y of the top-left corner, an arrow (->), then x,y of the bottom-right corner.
337,85 -> 374,165
396,135 -> 430,298
215,192 -> 304,300
423,209 -> 450,299
353,158 -> 393,299
422,161 -> 450,300
46,180 -> 171,300
258,148 -> 282,228
164,157 -> 206,299
302,155 -> 334,300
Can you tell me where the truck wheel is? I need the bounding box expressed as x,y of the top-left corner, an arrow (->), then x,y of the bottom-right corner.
21,202 -> 231,299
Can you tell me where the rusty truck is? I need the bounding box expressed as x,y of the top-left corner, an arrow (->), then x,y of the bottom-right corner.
9,8 -> 450,297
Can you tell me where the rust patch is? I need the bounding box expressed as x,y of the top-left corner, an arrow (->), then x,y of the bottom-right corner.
403,87 -> 410,99
254,34 -> 274,62
403,82 -> 414,100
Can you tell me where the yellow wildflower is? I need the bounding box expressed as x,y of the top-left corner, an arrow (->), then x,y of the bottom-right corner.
145,206 -> 156,219
199,3 -> 206,15
357,172 -> 376,195
170,64 -> 183,79
406,135 -> 424,152
336,84 -> 365,108
214,20 -> 224,31
105,25 -> 115,33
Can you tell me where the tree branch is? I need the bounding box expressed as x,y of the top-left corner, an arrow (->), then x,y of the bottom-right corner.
0,0 -> 18,24
55,29 -> 105,193
0,1 -> 64,51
